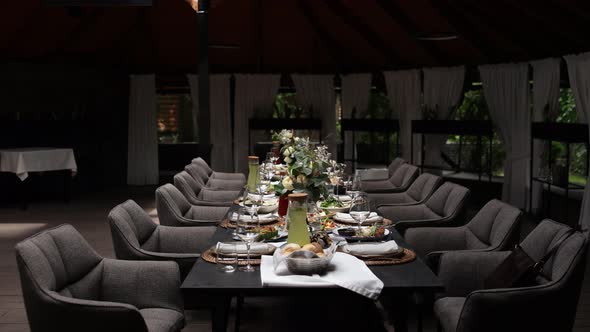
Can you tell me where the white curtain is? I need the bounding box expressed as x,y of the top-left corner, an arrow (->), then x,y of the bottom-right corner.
565,52 -> 590,230
479,63 -> 530,209
341,73 -> 372,167
234,74 -> 281,174
423,66 -> 466,171
383,69 -> 422,162
127,74 -> 159,185
291,74 -> 337,158
187,74 -> 233,172
530,58 -> 561,213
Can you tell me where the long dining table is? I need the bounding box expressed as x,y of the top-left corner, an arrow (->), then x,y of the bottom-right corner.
181,213 -> 444,332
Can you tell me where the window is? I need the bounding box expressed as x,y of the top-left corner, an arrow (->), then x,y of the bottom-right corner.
156,93 -> 195,143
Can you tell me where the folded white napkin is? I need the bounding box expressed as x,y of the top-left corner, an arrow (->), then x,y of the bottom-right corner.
216,242 -> 272,255
229,213 -> 277,222
247,193 -> 276,201
341,241 -> 399,257
334,212 -> 383,224
260,252 -> 383,299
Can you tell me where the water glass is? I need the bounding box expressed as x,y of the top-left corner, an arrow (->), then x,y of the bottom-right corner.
349,192 -> 370,231
215,242 -> 237,273
236,208 -> 260,272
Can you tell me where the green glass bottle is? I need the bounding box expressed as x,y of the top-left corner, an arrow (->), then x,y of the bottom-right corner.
287,193 -> 311,246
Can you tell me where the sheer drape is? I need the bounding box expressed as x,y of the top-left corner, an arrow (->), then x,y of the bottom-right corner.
127,74 -> 158,185
565,52 -> 590,230
530,58 -> 561,213
423,66 -> 465,172
291,74 -> 337,158
383,70 -> 422,162
341,73 -> 372,167
479,63 -> 530,209
187,74 -> 233,172
234,74 -> 281,173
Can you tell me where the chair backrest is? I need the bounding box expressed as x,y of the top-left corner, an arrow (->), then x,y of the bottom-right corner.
155,184 -> 192,226
425,182 -> 470,218
405,173 -> 443,202
192,157 -> 213,176
173,171 -> 202,202
389,163 -> 419,188
108,200 -> 159,255
184,163 -> 210,185
465,199 -> 522,250
388,157 -> 406,176
520,219 -> 585,281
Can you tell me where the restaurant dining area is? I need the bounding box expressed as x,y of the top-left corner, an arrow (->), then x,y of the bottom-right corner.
2,1 -> 590,331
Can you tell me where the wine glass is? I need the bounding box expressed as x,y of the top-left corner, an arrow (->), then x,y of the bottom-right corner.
307,201 -> 322,235
349,192 -> 370,232
236,207 -> 260,272
347,174 -> 362,198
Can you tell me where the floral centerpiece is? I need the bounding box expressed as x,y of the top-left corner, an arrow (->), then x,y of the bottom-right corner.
272,130 -> 331,202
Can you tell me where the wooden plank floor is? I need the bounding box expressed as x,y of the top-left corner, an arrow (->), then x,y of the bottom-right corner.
0,186 -> 588,331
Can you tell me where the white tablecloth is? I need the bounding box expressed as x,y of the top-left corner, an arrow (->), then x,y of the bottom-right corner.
260,252 -> 384,299
0,148 -> 77,181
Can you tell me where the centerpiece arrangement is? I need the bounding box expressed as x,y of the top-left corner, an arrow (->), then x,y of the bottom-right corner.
271,130 -> 331,203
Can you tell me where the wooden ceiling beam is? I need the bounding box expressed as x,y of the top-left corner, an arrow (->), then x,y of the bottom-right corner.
323,0 -> 404,66
296,0 -> 361,72
427,0 -> 490,64
375,0 -> 443,66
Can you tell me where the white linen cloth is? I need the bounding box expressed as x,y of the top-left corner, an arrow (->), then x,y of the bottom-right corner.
422,66 -> 466,173
334,212 -> 383,224
341,241 -> 399,256
530,58 -> 561,213
229,212 -> 278,223
261,252 -> 384,299
479,63 -> 530,209
234,74 -> 281,174
565,52 -> 590,231
0,148 -> 77,181
341,73 -> 372,168
127,74 -> 159,185
383,69 -> 422,162
187,74 -> 233,172
291,74 -> 338,159
217,242 -> 273,255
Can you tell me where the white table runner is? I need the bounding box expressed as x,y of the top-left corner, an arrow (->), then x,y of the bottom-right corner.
260,252 -> 384,299
0,148 -> 77,181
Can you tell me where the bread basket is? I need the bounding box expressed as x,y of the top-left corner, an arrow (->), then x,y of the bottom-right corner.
273,243 -> 337,275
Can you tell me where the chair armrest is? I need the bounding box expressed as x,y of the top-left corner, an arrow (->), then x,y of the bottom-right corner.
438,251 -> 511,297
405,227 -> 467,257
43,291 -> 148,331
101,259 -> 183,313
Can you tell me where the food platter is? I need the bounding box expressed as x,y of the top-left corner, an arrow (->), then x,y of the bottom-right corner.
333,226 -> 389,242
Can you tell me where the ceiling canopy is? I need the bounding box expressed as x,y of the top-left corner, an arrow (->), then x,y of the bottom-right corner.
2,0 -> 589,74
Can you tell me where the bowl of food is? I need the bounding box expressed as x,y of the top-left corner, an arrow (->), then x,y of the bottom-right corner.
240,197 -> 279,214
276,242 -> 335,275
318,197 -> 351,213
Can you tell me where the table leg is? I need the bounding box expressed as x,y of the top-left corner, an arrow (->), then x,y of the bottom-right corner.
383,293 -> 409,332
19,177 -> 30,210
63,171 -> 71,203
211,296 -> 232,332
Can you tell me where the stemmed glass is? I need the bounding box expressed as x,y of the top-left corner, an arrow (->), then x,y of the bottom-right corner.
307,201 -> 322,235
236,207 -> 261,272
349,192 -> 371,232
346,174 -> 362,199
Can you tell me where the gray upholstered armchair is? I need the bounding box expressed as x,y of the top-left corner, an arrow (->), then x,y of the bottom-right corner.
434,219 -> 587,332
369,172 -> 442,208
405,199 -> 521,271
109,200 -> 216,279
174,170 -> 239,207
377,182 -> 470,235
357,157 -> 407,181
361,163 -> 419,193
192,157 -> 246,183
185,163 -> 245,191
156,183 -> 229,227
15,224 -> 185,332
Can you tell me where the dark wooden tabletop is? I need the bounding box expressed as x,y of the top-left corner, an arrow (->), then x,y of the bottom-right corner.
181,225 -> 443,296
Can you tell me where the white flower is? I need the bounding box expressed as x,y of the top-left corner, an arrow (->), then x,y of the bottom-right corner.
285,131 -> 293,139
284,156 -> 292,164
282,176 -> 294,190
296,174 -> 307,184
283,146 -> 294,157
